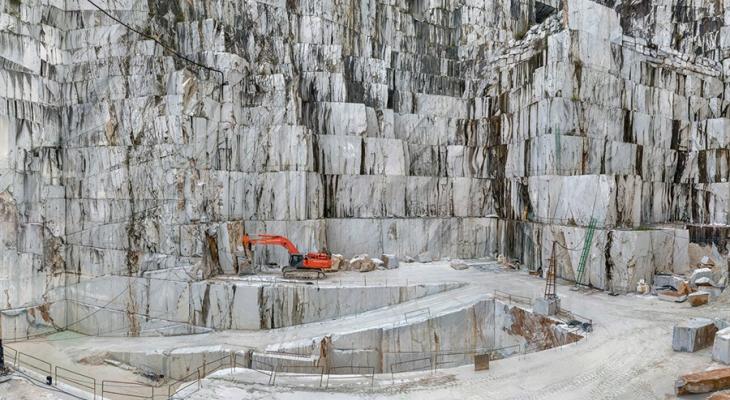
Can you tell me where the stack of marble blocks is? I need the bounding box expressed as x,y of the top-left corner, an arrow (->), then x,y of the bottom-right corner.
0,0 -> 728,339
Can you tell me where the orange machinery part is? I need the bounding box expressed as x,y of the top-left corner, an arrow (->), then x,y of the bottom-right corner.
242,234 -> 332,270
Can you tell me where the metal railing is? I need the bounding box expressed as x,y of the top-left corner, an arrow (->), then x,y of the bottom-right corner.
325,366 -> 375,389
3,345 -> 18,367
17,351 -> 52,378
403,307 -> 431,323
197,354 -> 233,377
167,369 -> 201,399
389,357 -> 433,382
558,309 -> 594,332
248,358 -> 276,385
434,352 -> 469,369
271,364 -> 325,387
493,290 -> 533,306
55,366 -> 96,399
101,380 -> 154,399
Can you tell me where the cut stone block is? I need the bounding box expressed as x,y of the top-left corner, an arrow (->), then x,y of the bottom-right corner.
381,254 -> 399,269
695,277 -> 717,286
653,274 -> 683,289
533,297 -> 560,316
236,254 -> 254,275
699,285 -> 724,299
713,327 -> 730,364
450,260 -> 469,270
688,291 -> 710,307
673,318 -> 718,352
691,268 -> 714,286
676,367 -> 730,395
658,290 -> 687,303
474,353 -> 490,371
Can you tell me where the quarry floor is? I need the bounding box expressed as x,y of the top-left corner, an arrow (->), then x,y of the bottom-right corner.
5,261 -> 730,399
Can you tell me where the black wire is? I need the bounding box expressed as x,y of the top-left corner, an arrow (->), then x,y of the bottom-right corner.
84,0 -> 226,96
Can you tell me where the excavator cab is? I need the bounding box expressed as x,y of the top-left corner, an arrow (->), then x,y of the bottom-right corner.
289,253 -> 305,269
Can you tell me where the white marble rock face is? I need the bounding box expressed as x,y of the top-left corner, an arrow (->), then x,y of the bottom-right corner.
0,0 -> 730,336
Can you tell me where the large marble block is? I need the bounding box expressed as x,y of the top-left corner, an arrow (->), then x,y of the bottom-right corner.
673,318 -> 718,352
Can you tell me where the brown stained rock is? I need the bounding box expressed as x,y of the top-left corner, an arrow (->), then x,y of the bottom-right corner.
505,305 -> 581,351
329,254 -> 345,271
688,291 -> 710,307
658,290 -> 687,303
350,255 -> 375,272
36,303 -> 54,324
676,368 -> 730,395
709,392 -> 730,399
677,280 -> 691,296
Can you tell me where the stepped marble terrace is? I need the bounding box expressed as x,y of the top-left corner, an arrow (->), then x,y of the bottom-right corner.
0,0 -> 730,398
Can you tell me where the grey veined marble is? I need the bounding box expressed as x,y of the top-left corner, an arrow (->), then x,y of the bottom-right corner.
0,0 -> 729,337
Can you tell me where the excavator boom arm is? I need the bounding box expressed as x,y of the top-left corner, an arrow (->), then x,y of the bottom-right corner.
242,234 -> 300,254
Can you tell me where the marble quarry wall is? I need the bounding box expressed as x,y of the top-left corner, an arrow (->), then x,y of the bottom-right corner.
250,298 -> 581,375
1,0 -> 730,321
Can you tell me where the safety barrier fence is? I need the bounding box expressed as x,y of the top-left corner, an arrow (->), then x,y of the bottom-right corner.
249,358 -> 276,384
403,307 -> 431,323
389,357 -> 432,382
17,351 -> 52,378
493,290 -> 533,306
0,299 -> 589,398
558,309 -> 594,333
167,369 -> 200,399
101,380 -> 154,399
324,366 -> 375,388
2,342 -> 208,400
55,366 -> 96,399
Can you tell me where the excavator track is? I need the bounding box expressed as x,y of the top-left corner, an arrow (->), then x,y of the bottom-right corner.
282,266 -> 326,280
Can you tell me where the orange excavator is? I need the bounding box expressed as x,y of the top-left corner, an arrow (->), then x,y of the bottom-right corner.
242,234 -> 333,280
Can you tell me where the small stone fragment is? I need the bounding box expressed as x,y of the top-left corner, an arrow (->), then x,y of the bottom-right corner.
688,291 -> 710,307
450,260 -> 469,270
350,255 -> 375,272
695,277 -> 717,287
330,254 -> 345,271
691,268 -> 714,286
676,280 -> 691,295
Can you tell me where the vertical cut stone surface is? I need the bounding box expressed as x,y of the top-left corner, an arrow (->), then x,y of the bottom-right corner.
672,318 -> 718,352
713,327 -> 730,364
0,0 -> 729,335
